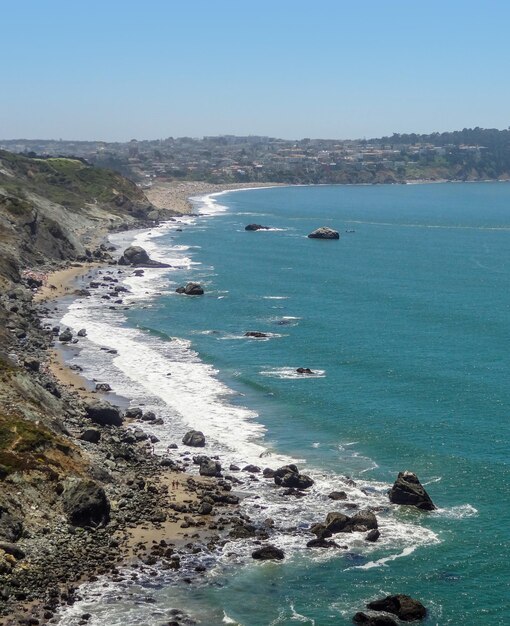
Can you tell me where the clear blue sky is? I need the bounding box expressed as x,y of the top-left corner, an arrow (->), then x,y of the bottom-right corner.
1,0 -> 509,141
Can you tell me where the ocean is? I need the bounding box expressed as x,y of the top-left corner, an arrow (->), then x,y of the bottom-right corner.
57,182 -> 510,625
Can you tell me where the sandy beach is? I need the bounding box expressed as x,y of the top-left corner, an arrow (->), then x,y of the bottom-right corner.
146,180 -> 281,214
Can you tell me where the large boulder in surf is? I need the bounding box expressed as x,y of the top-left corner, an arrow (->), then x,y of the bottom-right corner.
273,464 -> 314,489
182,430 -> 206,447
252,545 -> 285,561
198,457 -> 222,477
308,227 -> 339,240
388,471 -> 436,511
175,282 -> 204,295
118,245 -> 170,268
84,401 -> 123,427
245,223 -> 270,231
366,595 -> 427,622
62,480 -> 110,527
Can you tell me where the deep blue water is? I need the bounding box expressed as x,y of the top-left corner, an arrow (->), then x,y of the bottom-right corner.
64,183 -> 510,625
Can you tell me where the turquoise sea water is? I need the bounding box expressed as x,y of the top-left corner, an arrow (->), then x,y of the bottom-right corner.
61,183 -> 510,625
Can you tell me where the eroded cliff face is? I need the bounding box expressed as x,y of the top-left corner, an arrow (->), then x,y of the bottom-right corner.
0,151 -> 175,615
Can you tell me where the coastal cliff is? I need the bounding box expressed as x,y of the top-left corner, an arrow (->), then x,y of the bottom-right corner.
0,152 -> 201,621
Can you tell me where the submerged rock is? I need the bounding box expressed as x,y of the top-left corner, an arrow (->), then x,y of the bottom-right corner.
244,331 -> 269,338
388,471 -> 436,510
308,227 -> 340,239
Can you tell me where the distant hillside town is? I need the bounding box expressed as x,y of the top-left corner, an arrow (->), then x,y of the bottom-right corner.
2,127 -> 510,186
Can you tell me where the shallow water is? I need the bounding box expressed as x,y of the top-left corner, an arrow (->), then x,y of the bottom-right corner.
59,183 -> 510,625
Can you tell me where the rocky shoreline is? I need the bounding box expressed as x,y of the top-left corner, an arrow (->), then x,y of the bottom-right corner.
0,184 -> 435,625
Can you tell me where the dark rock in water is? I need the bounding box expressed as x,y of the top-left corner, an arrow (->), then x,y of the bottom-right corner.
125,407 -> 143,419
74,289 -> 91,297
182,430 -> 206,447
175,282 -> 204,295
324,512 -> 350,534
58,329 -> 73,342
328,491 -> 347,500
229,464 -> 240,471
388,471 -> 436,510
252,545 -> 285,561
80,429 -> 101,444
244,331 -> 268,338
199,458 -> 222,477
141,411 -> 156,421
243,464 -> 261,473
263,467 -> 275,478
77,328 -> 87,337
118,245 -> 170,268
95,383 -> 112,392
367,595 -> 427,622
245,223 -> 270,231
308,227 -> 340,239
274,465 -> 314,489
353,613 -> 397,625
133,269 -> 145,276
296,367 -> 314,374
306,538 -> 342,549
84,401 -> 123,427
63,480 -> 110,527
366,529 -> 380,542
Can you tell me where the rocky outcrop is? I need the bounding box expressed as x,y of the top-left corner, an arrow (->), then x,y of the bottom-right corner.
296,367 -> 314,374
388,471 -> 436,510
244,331 -> 268,338
245,224 -> 270,231
84,401 -> 123,427
274,464 -> 314,489
252,545 -> 285,560
62,480 -> 110,527
175,282 -> 204,295
182,430 -> 206,447
118,245 -> 170,268
367,595 -> 427,621
308,227 -> 340,239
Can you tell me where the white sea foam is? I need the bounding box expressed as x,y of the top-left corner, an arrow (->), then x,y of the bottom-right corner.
434,504 -> 478,518
347,545 -> 417,570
